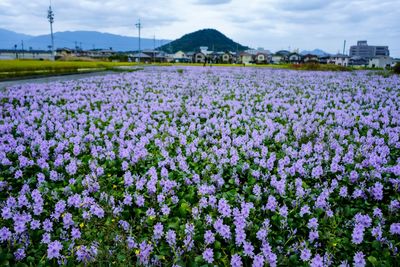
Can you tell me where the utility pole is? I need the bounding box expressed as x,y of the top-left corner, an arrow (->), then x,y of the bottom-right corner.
14,44 -> 18,59
153,34 -> 156,63
135,19 -> 141,63
47,0 -> 55,61
343,40 -> 346,55
21,40 -> 24,59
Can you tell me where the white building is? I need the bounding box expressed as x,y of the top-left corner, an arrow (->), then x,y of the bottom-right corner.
368,56 -> 393,68
173,51 -> 186,59
328,54 -> 349,66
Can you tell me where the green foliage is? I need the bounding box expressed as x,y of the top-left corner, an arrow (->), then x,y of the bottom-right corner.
393,62 -> 400,74
289,63 -> 351,71
158,29 -> 249,53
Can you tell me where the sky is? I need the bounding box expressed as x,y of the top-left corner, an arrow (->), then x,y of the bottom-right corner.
0,0 -> 399,56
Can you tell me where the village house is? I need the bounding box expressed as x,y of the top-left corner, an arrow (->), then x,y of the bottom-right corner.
255,53 -> 269,64
221,52 -> 234,64
349,56 -> 368,66
328,54 -> 350,66
193,52 -> 207,63
131,52 -> 151,63
288,53 -> 302,64
369,56 -> 393,68
303,54 -> 319,63
173,50 -> 190,62
271,54 -> 285,64
239,52 -> 253,64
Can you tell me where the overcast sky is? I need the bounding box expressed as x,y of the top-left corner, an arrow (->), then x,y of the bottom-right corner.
0,0 -> 399,56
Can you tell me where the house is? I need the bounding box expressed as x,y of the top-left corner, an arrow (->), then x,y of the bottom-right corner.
56,48 -> 73,57
328,54 -> 349,66
174,50 -> 186,59
239,52 -> 253,64
255,53 -> 269,64
288,53 -> 302,64
272,54 -> 285,64
193,52 -> 207,63
209,52 -> 223,64
349,56 -> 368,67
221,52 -> 234,64
173,50 -> 191,62
131,52 -> 151,63
275,50 -> 291,57
318,56 -> 330,64
303,54 -> 319,63
369,56 -> 393,68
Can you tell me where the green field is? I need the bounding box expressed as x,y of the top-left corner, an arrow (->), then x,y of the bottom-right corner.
0,60 -> 139,80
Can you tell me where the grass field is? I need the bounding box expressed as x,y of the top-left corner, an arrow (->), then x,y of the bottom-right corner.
0,60 -> 139,80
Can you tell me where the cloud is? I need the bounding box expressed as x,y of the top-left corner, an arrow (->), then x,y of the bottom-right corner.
0,0 -> 399,56
194,0 -> 231,4
275,0 -> 331,11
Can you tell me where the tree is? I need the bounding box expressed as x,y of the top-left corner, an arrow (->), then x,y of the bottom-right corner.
394,62 -> 400,74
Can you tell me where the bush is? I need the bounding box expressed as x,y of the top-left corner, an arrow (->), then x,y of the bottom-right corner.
393,62 -> 400,74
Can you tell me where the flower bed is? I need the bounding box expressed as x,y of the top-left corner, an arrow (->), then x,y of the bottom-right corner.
0,67 -> 399,266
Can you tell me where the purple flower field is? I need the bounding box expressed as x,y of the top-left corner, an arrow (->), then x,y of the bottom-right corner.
0,67 -> 399,266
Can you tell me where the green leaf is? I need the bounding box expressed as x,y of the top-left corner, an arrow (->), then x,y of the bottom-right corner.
368,256 -> 378,266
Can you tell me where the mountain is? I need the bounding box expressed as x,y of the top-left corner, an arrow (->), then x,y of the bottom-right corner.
300,49 -> 330,56
0,29 -> 32,49
0,28 -> 170,51
158,29 -> 249,53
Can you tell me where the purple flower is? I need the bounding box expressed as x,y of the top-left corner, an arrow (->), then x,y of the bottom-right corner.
231,254 -> 243,267
202,248 -> 214,264
243,241 -> 254,257
218,198 -> 232,218
307,218 -> 318,229
252,254 -> 264,267
14,248 -> 26,261
166,229 -> 176,247
352,224 -> 364,245
76,244 -> 97,263
309,230 -> 319,243
300,205 -> 311,217
300,248 -> 311,262
47,240 -> 63,259
370,182 -> 383,200
390,223 -> 400,235
310,254 -> 324,267
353,251 -> 366,267
266,195 -> 277,211
204,230 -> 215,245
0,227 -> 12,242
153,223 -> 164,240
71,228 -> 81,240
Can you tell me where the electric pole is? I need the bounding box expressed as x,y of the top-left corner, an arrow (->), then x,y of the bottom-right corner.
135,19 -> 141,63
343,40 -> 346,55
47,0 -> 55,61
153,34 -> 156,63
21,40 -> 24,59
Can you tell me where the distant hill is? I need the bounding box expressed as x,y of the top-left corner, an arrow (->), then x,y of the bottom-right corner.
0,29 -> 32,49
300,49 -> 330,56
0,28 -> 170,51
158,29 -> 249,53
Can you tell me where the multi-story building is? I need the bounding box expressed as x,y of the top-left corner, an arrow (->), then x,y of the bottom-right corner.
349,41 -> 389,58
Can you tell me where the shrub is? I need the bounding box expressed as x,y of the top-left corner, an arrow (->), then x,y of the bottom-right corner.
393,62 -> 400,74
